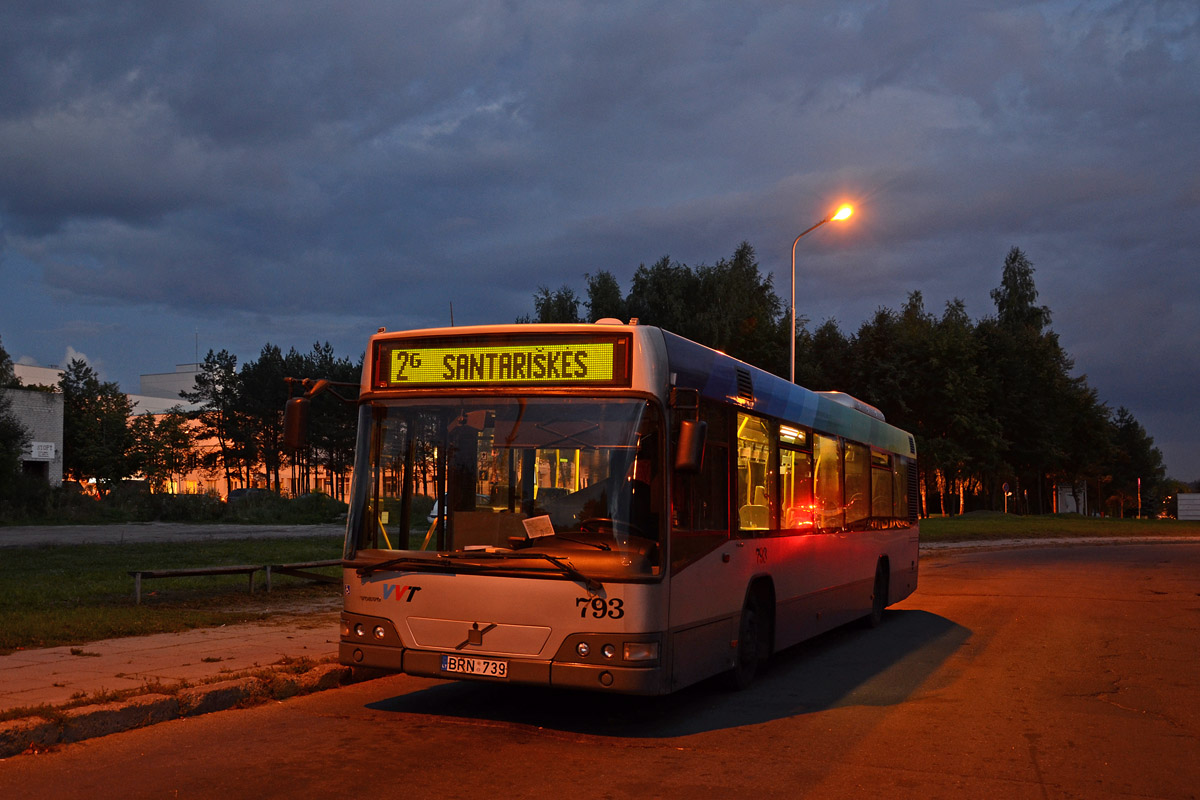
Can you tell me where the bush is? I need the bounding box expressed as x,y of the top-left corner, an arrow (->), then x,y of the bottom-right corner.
157,491 -> 226,522
288,492 -> 349,524
411,493 -> 435,520
223,489 -> 292,523
0,472 -> 52,522
105,480 -> 158,521
40,483 -> 113,523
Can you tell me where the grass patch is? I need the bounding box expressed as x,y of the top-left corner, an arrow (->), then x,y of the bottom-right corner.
921,513 -> 1200,542
0,536 -> 343,654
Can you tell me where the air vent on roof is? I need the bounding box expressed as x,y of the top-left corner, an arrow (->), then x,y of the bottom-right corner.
735,368 -> 754,400
817,391 -> 885,421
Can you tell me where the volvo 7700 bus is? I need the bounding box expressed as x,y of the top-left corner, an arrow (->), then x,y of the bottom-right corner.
328,320 -> 918,694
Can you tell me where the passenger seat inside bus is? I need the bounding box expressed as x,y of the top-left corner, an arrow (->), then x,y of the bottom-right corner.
739,486 -> 769,529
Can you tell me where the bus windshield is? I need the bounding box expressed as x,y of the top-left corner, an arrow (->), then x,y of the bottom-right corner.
347,397 -> 664,579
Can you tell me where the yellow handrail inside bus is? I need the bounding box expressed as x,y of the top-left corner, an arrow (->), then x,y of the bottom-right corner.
376,513 -> 393,550
420,518 -> 437,551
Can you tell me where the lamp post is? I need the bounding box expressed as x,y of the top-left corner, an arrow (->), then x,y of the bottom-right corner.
790,204 -> 853,383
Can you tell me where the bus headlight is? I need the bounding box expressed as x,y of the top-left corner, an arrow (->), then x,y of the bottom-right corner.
558,634 -> 660,665
623,642 -> 659,662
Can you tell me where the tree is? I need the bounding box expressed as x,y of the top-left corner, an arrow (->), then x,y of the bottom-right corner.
889,296 -> 1002,515
0,402 -> 29,515
978,247 -> 1078,513
795,318 -> 852,390
1046,378 -> 1111,515
518,285 -> 583,323
991,247 -> 1051,331
558,243 -> 789,374
181,350 -> 247,495
295,342 -> 360,500
128,410 -> 194,493
1106,407 -> 1166,517
624,255 -> 700,337
585,270 -> 626,322
238,344 -> 290,493
0,335 -> 18,388
0,336 -> 30,514
693,242 -> 786,375
60,358 -> 133,495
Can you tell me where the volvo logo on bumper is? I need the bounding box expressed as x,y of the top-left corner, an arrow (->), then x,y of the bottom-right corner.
456,622 -> 497,650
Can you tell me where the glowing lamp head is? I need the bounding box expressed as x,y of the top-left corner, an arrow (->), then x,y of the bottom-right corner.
832,204 -> 853,221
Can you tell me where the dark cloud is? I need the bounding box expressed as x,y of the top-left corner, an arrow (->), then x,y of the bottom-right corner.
1,0 -> 1198,477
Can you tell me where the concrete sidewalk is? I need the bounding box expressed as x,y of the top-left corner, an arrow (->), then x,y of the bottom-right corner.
0,610 -> 349,757
0,611 -> 340,716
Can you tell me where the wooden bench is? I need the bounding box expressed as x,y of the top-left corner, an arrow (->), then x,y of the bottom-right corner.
264,559 -> 342,591
128,565 -> 263,604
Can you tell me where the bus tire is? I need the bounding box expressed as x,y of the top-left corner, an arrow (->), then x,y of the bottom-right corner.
725,593 -> 766,690
866,558 -> 889,628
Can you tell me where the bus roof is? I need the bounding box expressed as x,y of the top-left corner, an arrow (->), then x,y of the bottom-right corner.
365,321 -> 915,457
659,329 -> 916,458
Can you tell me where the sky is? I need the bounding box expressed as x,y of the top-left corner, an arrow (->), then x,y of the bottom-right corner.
1,1 -> 1198,481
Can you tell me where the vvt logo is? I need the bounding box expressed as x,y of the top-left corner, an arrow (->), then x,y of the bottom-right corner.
382,584 -> 422,602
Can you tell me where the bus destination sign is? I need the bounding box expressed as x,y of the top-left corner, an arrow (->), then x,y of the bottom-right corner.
377,335 -> 631,388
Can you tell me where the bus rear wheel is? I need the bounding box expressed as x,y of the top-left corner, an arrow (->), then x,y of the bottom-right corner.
866,559 -> 889,628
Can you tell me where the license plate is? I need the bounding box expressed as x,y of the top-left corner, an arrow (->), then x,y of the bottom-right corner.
441,654 -> 508,678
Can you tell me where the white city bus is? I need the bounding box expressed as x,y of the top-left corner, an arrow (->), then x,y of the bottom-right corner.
333,320 -> 918,694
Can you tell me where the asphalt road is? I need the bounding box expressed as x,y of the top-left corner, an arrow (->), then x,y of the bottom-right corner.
2,542 -> 1198,799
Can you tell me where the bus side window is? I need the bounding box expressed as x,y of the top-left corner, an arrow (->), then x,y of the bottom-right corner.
781,447 -> 813,529
813,433 -> 843,530
844,441 -> 870,527
871,449 -> 894,519
735,413 -> 775,534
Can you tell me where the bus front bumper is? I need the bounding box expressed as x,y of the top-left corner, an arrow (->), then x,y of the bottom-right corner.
339,641 -> 666,695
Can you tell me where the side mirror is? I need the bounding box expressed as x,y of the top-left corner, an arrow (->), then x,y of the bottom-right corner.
283,397 -> 310,452
674,419 -> 707,473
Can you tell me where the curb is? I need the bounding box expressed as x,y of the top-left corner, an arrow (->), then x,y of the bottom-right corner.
0,661 -> 381,759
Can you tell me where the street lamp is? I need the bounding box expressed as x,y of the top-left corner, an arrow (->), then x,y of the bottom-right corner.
790,204 -> 853,383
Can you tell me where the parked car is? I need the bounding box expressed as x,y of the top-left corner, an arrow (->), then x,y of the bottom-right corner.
227,488 -> 273,503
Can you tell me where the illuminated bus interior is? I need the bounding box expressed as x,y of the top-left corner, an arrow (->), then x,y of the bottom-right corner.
347,397 -> 665,579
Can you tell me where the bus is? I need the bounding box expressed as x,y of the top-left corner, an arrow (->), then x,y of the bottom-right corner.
327,320 -> 918,694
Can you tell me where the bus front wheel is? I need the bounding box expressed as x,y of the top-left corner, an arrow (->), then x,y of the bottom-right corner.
725,594 -> 766,690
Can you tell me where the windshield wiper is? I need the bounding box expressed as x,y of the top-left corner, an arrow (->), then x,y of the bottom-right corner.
358,551 -> 603,593
551,534 -> 611,551
515,552 -> 604,593
355,555 -> 482,576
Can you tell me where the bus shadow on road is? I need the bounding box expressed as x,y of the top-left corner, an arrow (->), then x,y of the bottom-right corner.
367,609 -> 970,738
